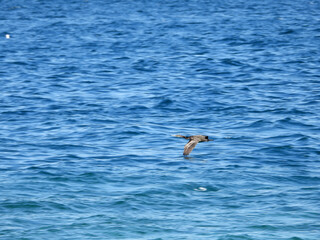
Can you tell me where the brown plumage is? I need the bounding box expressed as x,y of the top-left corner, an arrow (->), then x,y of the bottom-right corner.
173,135 -> 213,156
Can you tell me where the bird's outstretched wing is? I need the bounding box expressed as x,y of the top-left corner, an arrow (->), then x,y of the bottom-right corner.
183,139 -> 199,155
172,134 -> 187,139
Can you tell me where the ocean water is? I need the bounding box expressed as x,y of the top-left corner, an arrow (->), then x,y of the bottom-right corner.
1,0 -> 320,239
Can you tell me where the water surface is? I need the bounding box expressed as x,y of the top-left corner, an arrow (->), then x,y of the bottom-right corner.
1,0 -> 320,239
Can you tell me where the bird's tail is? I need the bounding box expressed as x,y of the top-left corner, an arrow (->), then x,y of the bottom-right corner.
172,134 -> 188,139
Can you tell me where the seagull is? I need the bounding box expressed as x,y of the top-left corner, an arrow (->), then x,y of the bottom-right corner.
172,135 -> 213,156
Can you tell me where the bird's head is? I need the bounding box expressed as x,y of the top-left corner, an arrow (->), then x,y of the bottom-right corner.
205,136 -> 214,141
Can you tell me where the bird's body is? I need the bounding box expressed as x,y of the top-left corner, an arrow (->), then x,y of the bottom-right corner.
173,135 -> 213,156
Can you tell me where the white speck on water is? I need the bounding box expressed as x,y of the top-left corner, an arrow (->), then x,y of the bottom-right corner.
6,34 -> 10,39
194,187 -> 207,191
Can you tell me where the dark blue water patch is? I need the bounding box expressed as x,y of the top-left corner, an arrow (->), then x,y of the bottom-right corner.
132,59 -> 160,72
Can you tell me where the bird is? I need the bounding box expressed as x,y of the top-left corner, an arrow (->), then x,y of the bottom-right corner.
172,135 -> 213,156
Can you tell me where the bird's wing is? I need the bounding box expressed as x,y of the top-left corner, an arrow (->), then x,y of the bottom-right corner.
183,139 -> 199,155
172,134 -> 187,138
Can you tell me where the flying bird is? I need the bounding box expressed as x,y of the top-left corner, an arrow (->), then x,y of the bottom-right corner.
172,135 -> 213,156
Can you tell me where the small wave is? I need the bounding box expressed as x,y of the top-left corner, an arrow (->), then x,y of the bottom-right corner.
132,59 -> 159,72
155,98 -> 174,108
128,105 -> 149,111
275,117 -> 316,129
221,58 -> 245,66
2,200 -> 42,210
247,119 -> 273,128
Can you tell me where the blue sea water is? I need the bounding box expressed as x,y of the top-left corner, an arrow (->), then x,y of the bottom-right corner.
1,0 -> 320,239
